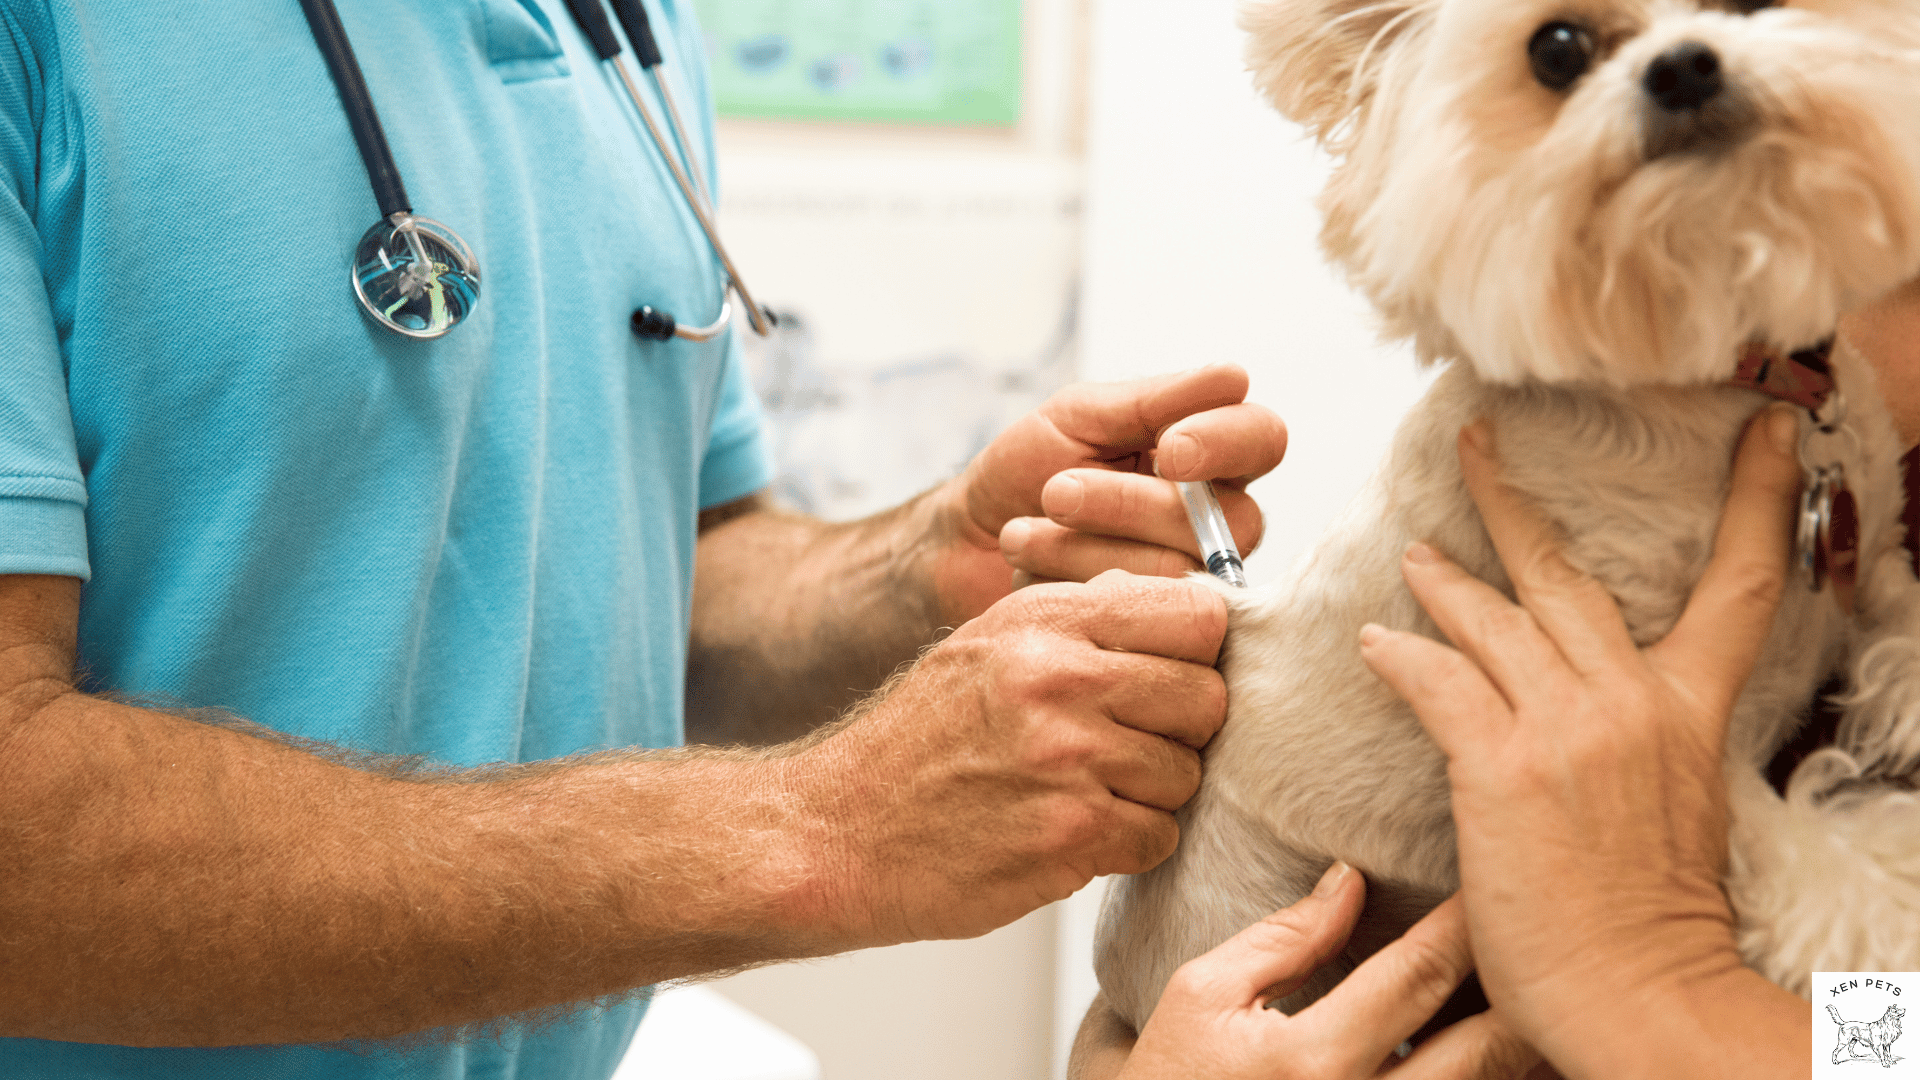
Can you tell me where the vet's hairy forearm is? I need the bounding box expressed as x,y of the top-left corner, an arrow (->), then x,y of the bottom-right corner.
686,490 -> 962,745
0,580 -> 844,1046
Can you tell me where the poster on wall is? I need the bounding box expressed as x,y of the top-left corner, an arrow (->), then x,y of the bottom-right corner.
689,0 -> 1023,126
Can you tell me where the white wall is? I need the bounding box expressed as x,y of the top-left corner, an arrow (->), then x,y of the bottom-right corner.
705,2 -> 1086,1077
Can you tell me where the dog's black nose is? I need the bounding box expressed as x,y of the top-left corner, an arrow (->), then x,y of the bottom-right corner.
1644,42 -> 1723,111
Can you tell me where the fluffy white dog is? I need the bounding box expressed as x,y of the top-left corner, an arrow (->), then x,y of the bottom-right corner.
1095,0 -> 1920,1033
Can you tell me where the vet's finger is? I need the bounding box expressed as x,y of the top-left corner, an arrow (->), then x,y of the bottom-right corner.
1088,796 -> 1183,877
1360,623 -> 1514,764
1007,471 -> 1263,572
1652,405 -> 1802,721
1091,720 -> 1206,813
1458,423 -> 1640,676
1293,896 -> 1476,1074
1050,470 -> 1264,556
1152,402 -> 1289,485
1003,517 -> 1206,581
1393,1010 -> 1542,1080
1045,364 -> 1253,455
1168,862 -> 1366,1007
958,367 -> 1253,532
1073,572 -> 1230,666
1395,544 -> 1568,708
1094,652 -> 1226,750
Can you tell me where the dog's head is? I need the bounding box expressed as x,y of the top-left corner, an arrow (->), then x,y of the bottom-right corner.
1246,0 -> 1920,386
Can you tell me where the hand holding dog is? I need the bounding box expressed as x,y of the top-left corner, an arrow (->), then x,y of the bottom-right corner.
929,364 -> 1284,620
1360,408 -> 1811,1077
791,569 -> 1228,947
1111,864 -> 1538,1080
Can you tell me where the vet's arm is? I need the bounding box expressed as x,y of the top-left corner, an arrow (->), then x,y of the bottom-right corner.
686,364 -> 1283,745
2,568 -> 1226,1046
1071,866 -> 1538,1080
1360,409 -> 1809,1078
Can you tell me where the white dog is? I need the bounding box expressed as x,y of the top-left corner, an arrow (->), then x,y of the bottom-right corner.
1094,0 -> 1920,1034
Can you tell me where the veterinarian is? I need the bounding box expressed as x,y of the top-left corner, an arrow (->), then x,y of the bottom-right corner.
0,2 -> 1297,1078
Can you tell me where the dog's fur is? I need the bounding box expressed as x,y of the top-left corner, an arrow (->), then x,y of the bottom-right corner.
1095,0 -> 1920,1031
1829,1003 -> 1905,1066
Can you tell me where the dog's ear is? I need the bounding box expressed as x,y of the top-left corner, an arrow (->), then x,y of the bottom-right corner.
1241,0 -> 1430,140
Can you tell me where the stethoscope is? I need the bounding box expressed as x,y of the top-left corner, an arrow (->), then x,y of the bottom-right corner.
295,0 -> 771,342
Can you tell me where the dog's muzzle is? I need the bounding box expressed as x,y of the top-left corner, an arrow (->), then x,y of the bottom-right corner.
1641,40 -> 1755,159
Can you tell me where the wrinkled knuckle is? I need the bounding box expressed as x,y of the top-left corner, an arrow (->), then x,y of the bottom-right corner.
1123,815 -> 1179,873
1024,720 -> 1101,777
1180,584 -> 1229,647
1526,549 -> 1591,593
1042,794 -> 1107,855
1471,603 -> 1535,648
1724,558 -> 1786,609
1196,673 -> 1228,734
1151,545 -> 1202,580
1396,936 -> 1468,1000
1167,746 -> 1204,803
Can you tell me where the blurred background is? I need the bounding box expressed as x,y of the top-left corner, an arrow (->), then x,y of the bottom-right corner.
640,0 -> 1433,1076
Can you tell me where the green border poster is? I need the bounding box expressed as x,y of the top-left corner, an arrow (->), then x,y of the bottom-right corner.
690,0 -> 1023,126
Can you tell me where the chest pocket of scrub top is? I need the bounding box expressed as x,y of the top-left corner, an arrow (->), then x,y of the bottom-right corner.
480,0 -> 571,83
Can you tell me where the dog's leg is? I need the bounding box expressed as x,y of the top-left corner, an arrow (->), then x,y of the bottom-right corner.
1094,785 -> 1328,1031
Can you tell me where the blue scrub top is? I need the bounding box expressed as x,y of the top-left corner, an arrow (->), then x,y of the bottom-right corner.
0,0 -> 769,1074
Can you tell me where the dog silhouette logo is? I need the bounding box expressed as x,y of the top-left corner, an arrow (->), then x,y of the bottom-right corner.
1830,1003 -> 1906,1068
1817,973 -> 1917,1076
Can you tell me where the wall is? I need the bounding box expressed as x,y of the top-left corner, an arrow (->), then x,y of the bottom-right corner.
705,2 -> 1087,1078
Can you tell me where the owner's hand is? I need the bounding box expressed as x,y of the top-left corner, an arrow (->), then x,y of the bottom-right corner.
1117,864 -> 1536,1080
1358,407 -> 1807,1074
793,569 -> 1228,946
930,365 -> 1285,621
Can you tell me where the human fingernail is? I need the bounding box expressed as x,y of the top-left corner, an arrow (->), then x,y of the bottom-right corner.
1461,420 -> 1492,454
1159,432 -> 1201,478
1312,861 -> 1352,898
1405,541 -> 1442,565
1000,518 -> 1031,558
1046,474 -> 1086,518
1766,403 -> 1799,456
1359,623 -> 1387,647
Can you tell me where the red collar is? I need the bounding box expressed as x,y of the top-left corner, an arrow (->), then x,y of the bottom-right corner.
1730,338 -> 1836,411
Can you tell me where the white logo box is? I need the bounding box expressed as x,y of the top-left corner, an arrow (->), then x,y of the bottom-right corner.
1816,971 -> 1918,1076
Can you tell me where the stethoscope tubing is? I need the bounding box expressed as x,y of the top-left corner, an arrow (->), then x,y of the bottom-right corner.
563,0 -> 771,337
302,0 -> 767,342
296,0 -> 410,218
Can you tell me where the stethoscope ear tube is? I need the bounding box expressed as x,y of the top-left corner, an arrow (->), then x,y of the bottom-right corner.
560,0 -> 624,61
608,0 -> 665,68
296,0 -> 410,219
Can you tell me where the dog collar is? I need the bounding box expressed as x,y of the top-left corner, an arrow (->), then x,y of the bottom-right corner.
1729,338 -> 1836,411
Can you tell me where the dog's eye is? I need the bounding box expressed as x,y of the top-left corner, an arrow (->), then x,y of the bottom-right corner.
1529,22 -> 1597,92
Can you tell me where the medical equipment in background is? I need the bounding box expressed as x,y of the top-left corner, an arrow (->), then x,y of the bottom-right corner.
295,0 -> 770,342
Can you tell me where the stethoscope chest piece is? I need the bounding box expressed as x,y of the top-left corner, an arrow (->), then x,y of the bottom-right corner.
351,212 -> 482,339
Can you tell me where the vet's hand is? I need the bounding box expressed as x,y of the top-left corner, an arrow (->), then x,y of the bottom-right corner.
929,365 -> 1285,622
1117,864 -> 1537,1080
1358,406 -> 1806,1072
793,569 -> 1228,946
